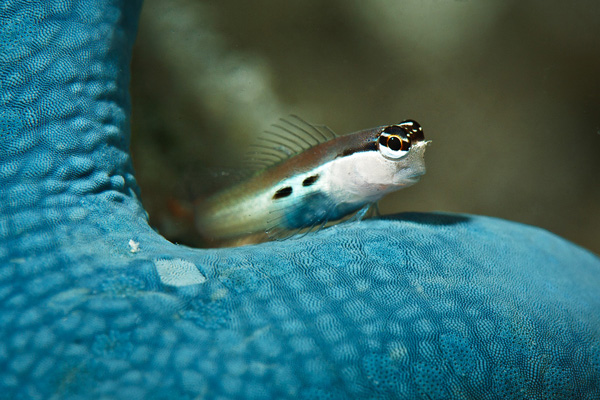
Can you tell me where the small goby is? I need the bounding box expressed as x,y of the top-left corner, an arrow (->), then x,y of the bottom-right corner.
196,117 -> 430,244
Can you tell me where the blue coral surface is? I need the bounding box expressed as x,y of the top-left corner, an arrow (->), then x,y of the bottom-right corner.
1,1 -> 599,399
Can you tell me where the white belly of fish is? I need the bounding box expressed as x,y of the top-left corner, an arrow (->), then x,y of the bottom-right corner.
321,142 -> 428,205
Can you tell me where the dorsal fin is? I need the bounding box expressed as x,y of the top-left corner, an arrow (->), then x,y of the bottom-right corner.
243,115 -> 337,171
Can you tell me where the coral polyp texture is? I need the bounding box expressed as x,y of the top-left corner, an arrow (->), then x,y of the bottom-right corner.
1,1 -> 599,399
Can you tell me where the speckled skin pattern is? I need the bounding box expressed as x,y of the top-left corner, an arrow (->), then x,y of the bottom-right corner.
1,1 -> 599,399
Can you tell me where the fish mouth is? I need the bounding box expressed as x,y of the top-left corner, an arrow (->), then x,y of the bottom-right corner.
403,175 -> 423,185
391,144 -> 428,185
391,171 -> 424,186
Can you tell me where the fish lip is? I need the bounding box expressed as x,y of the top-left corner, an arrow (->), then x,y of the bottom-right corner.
391,172 -> 424,186
404,175 -> 423,184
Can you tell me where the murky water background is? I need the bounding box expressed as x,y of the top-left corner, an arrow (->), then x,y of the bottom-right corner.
131,0 -> 600,252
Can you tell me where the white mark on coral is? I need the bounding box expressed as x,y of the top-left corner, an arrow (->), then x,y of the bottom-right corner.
233,326 -> 272,352
128,239 -> 140,253
388,342 -> 409,361
211,288 -> 229,301
354,279 -> 370,292
154,258 -> 207,287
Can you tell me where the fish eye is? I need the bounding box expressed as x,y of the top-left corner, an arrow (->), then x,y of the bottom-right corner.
378,126 -> 411,159
398,120 -> 424,143
387,135 -> 402,151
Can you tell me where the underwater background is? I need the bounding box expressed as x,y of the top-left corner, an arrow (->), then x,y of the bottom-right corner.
130,0 -> 600,252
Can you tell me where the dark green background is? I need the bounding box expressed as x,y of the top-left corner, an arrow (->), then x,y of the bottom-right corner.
131,0 -> 600,253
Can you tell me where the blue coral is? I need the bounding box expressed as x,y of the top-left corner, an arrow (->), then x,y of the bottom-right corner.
1,1 -> 599,399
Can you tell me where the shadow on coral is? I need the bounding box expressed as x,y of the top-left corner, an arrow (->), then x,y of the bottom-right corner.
383,211 -> 472,226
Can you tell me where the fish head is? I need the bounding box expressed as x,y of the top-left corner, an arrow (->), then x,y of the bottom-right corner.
329,120 -> 430,203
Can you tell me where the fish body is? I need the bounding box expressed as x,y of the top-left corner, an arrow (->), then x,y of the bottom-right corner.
196,119 -> 429,243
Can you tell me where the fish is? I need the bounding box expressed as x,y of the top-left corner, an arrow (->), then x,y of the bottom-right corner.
196,116 -> 430,245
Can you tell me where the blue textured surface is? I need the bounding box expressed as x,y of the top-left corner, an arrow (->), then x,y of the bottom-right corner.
1,1 -> 600,399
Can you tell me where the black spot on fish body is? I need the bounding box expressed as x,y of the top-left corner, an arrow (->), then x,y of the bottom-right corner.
302,174 -> 320,187
273,186 -> 293,200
